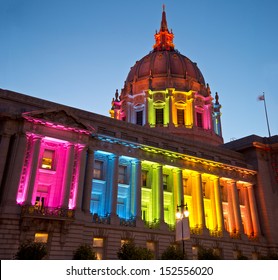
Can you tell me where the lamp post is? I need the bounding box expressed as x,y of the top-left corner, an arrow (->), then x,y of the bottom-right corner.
176,203 -> 190,259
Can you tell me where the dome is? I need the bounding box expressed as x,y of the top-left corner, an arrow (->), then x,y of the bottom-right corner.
122,7 -> 209,97
110,6 -> 223,146
125,50 -> 206,90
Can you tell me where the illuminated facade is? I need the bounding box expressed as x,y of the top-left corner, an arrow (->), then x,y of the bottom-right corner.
0,8 -> 278,260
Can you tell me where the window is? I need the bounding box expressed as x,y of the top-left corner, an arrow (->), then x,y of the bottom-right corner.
93,237 -> 104,260
136,110 -> 143,125
35,195 -> 46,210
118,165 -> 127,184
202,182 -> 209,198
192,246 -> 198,260
41,149 -> 54,169
183,178 -> 191,195
34,233 -> 48,243
121,239 -> 130,247
220,185 -> 228,202
146,241 -> 156,253
163,174 -> 169,191
142,170 -> 148,187
196,112 -> 203,128
93,160 -> 103,180
177,109 -> 185,125
155,108 -> 164,125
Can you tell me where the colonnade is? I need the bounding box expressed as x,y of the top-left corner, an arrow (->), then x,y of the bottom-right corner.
1,131 -> 261,238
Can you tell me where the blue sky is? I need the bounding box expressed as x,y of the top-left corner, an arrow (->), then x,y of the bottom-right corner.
1,0 -> 277,143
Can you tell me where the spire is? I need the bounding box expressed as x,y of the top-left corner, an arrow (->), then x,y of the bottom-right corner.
161,4 -> 168,31
153,5 -> 175,51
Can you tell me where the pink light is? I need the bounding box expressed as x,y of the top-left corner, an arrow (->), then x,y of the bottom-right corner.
68,144 -> 85,209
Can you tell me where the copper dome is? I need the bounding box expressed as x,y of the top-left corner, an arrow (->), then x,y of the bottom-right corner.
122,7 -> 209,96
126,50 -> 205,87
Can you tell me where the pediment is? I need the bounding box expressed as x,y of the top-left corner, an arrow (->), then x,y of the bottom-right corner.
22,108 -> 95,134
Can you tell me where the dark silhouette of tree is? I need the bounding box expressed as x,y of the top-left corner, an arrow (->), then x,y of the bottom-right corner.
161,245 -> 186,260
197,245 -> 221,260
117,241 -> 154,260
73,244 -> 97,260
14,240 -> 47,260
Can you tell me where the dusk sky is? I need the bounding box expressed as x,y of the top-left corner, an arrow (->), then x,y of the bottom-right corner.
1,0 -> 277,143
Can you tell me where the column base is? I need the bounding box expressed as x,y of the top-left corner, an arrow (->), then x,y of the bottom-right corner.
159,221 -> 170,231
110,213 -> 120,225
135,216 -> 145,228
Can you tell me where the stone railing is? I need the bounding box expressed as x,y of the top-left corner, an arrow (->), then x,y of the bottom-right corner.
144,219 -> 160,229
21,205 -> 75,219
92,213 -> 111,224
119,217 -> 136,227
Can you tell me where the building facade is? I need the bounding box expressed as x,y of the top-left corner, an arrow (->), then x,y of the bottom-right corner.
0,8 -> 277,260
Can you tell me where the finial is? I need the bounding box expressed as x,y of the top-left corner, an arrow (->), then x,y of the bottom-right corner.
215,92 -> 219,105
115,89 -> 119,101
153,6 -> 174,51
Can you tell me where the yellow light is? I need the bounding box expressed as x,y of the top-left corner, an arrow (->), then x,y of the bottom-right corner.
184,209 -> 189,218
176,212 -> 182,219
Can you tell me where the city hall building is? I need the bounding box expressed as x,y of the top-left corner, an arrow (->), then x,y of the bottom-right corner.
0,8 -> 277,260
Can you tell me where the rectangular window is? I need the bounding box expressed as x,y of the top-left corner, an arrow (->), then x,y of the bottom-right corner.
196,112 -> 203,128
146,241 -> 156,258
183,178 -> 190,195
155,108 -> 164,125
118,165 -> 127,184
35,195 -> 45,210
121,239 -> 130,247
41,149 -> 54,169
93,237 -> 104,260
136,110 -> 143,125
163,174 -> 169,191
34,233 -> 48,243
142,170 -> 148,187
93,160 -> 104,180
177,109 -> 185,125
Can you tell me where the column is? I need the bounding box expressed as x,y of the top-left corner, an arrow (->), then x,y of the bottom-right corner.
227,182 -> 236,233
194,173 -> 206,229
174,169 -> 184,207
25,136 -> 42,204
110,155 -> 119,224
144,91 -> 149,126
247,185 -> 261,236
74,146 -> 87,210
213,177 -> 225,232
157,165 -> 164,223
61,144 -> 75,208
0,133 -> 11,186
230,180 -> 243,234
82,148 -> 95,213
243,186 -> 253,235
168,92 -> 173,126
3,133 -> 27,209
210,178 -> 218,230
133,160 -> 144,226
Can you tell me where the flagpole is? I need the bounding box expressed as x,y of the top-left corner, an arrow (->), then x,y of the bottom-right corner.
262,92 -> 271,138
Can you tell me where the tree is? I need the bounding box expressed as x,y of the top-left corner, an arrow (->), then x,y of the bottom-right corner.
73,244 -> 97,260
117,241 -> 154,260
161,245 -> 186,260
197,245 -> 221,260
14,240 -> 47,260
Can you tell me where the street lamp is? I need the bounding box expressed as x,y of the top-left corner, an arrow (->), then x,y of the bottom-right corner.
176,203 -> 190,259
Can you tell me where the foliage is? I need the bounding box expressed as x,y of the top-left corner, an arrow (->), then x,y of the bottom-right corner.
161,245 -> 186,260
259,252 -> 278,260
197,245 -> 221,260
117,241 -> 154,260
14,240 -> 47,260
73,244 -> 97,260
237,253 -> 248,260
